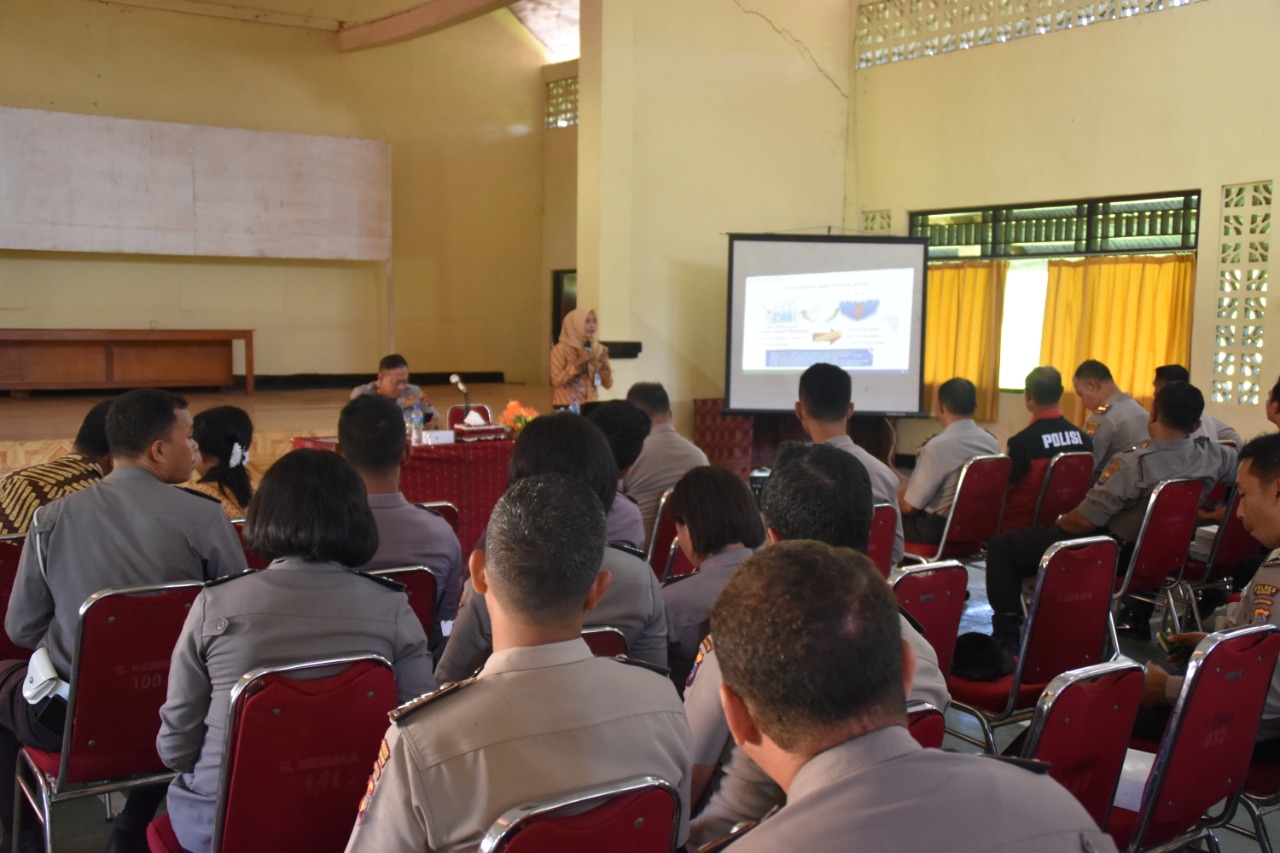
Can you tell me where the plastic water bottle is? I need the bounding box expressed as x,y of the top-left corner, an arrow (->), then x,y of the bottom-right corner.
569,396 -> 580,415
410,404 -> 424,445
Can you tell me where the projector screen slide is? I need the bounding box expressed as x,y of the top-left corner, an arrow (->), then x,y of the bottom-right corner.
725,234 -> 928,416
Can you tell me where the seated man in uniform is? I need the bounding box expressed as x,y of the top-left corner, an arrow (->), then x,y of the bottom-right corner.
0,399 -> 113,536
711,541 -> 1116,852
1153,364 -> 1242,446
623,382 -> 709,546
796,362 -> 903,568
350,353 -> 439,427
340,395 -> 463,651
585,400 -> 650,549
684,442 -> 949,847
985,381 -> 1236,650
345,473 -> 692,852
0,389 -> 246,853
1074,359 -> 1149,477
1002,366 -> 1092,531
898,377 -> 999,544
1267,376 -> 1280,431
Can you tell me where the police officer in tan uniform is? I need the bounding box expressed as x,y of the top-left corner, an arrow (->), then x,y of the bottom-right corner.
710,541 -> 1116,853
1153,364 -> 1243,446
345,474 -> 692,853
985,381 -> 1236,650
1074,359 -> 1150,477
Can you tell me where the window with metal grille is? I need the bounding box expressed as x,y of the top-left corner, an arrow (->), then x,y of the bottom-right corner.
545,77 -> 579,130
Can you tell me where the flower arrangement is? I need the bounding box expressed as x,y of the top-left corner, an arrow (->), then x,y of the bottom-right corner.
498,400 -> 539,433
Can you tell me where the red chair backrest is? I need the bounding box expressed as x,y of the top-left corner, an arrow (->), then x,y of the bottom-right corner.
891,561 -> 967,674
61,583 -> 203,785
1125,625 -> 1280,849
664,539 -> 697,581
368,566 -> 437,634
214,657 -> 398,853
418,501 -> 461,535
581,627 -> 628,658
865,504 -> 897,577
229,520 -> 271,570
1032,452 -> 1096,528
943,455 -> 1012,547
0,537 -> 33,661
1119,479 -> 1204,595
479,776 -> 680,853
906,703 -> 945,749
1019,537 -> 1117,688
1021,660 -> 1143,829
647,491 -> 677,582
1189,489 -> 1262,584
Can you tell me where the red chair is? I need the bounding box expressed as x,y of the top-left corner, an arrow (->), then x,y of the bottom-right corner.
0,534 -> 34,661
906,701 -> 945,749
477,774 -> 681,853
1180,488 -> 1262,630
1226,749 -> 1280,853
1107,625 -> 1280,852
647,490 -> 678,582
1031,451 -> 1096,528
902,454 -> 1012,563
1114,478 -> 1206,634
229,518 -> 271,569
890,561 -> 967,674
581,626 -> 628,658
14,581 -> 204,852
448,403 -> 494,428
369,565 -> 439,635
1019,660 -> 1144,830
865,503 -> 898,577
947,536 -> 1118,753
416,500 -> 462,535
660,538 -> 697,581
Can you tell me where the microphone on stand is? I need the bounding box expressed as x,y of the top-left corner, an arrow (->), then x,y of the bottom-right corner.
449,373 -> 470,415
582,340 -> 593,378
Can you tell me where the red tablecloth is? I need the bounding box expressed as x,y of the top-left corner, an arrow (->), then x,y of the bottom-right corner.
291,437 -> 512,550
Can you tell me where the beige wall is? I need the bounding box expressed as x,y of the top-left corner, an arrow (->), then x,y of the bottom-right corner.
541,61 -> 579,353
850,0 -> 1280,450
579,0 -> 852,429
0,0 -> 548,380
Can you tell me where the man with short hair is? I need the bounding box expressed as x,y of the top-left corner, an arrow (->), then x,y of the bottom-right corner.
795,363 -> 904,567
586,400 -> 651,548
350,354 -> 438,426
711,541 -> 1116,852
985,381 -> 1237,649
1074,359 -> 1149,477
0,399 -> 114,535
898,377 -> 1000,544
339,395 -> 463,645
683,442 -> 949,846
1002,366 -> 1092,531
345,474 -> 692,852
623,382 -> 709,545
0,389 -> 246,852
1154,364 -> 1242,446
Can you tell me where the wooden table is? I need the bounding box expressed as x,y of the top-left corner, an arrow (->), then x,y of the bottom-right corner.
0,329 -> 254,393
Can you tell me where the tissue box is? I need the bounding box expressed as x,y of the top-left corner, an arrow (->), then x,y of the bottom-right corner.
1113,748 -> 1155,812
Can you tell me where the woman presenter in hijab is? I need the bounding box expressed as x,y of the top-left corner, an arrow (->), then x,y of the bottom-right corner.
550,307 -> 612,409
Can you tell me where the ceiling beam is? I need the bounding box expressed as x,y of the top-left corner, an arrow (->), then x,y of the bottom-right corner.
337,0 -> 516,52
91,0 -> 339,31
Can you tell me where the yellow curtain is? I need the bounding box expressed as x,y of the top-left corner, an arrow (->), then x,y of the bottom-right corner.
1040,254 -> 1195,424
923,260 -> 1007,422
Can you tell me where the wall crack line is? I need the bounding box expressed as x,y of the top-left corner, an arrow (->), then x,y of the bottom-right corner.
727,0 -> 849,99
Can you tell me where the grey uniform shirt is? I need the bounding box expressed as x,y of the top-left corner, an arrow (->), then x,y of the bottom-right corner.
1083,392 -> 1150,477
361,493 -> 464,621
158,559 -> 436,853
825,435 -> 904,567
435,544 -> 668,682
6,466 -> 247,677
349,382 -> 436,420
684,618 -> 951,846
661,546 -> 752,682
1193,412 -> 1242,447
1076,437 -> 1237,543
607,493 -> 645,550
902,419 -> 1000,516
727,726 -> 1115,853
623,424 -> 709,546
345,639 -> 693,853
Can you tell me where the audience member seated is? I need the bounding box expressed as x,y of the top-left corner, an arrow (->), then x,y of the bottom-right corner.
684,442 -> 949,847
183,405 -> 255,519
1074,359 -> 1149,477
437,413 -> 667,680
1002,366 -> 1092,531
0,390 -> 246,853
1142,432 -> 1280,742
1268,376 -> 1280,431
158,449 -> 435,853
898,377 -> 999,545
345,474 -> 692,852
1153,364 -> 1242,445
985,381 -> 1236,651
796,362 -> 904,567
0,399 -> 113,536
339,396 -> 463,648
661,466 -> 765,689
585,400 -> 651,549
709,541 -> 1116,852
350,353 -> 439,428
623,382 -> 709,545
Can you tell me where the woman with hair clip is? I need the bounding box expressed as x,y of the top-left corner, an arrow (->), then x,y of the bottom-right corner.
185,406 -> 255,519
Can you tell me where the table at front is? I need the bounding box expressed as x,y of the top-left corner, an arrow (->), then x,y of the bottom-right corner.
291,437 -> 512,550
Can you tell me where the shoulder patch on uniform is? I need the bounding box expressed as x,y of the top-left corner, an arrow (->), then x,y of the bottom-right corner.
980,754 -> 1052,775
1084,419 -> 1101,438
354,571 -> 407,592
917,433 -> 937,451
204,569 -> 260,588
1096,456 -> 1125,485
389,677 -> 476,724
178,487 -> 221,504
611,655 -> 672,678
356,736 -> 393,825
686,634 -> 714,690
